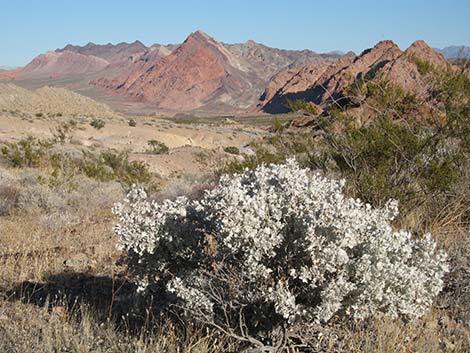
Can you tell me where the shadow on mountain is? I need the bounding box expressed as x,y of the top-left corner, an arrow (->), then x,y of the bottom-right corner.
262,85 -> 332,114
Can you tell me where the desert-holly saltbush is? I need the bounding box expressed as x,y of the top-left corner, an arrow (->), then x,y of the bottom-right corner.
113,159 -> 448,328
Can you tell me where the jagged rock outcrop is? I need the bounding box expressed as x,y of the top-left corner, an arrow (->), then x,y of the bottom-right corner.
256,40 -> 450,113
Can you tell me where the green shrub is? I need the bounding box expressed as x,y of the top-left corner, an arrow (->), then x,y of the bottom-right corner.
271,118 -> 287,133
90,118 -> 106,130
128,119 -> 137,127
311,115 -> 468,219
35,112 -> 44,118
1,137 -> 153,187
344,79 -> 419,115
286,98 -> 319,114
51,120 -> 77,143
1,137 -> 51,168
146,139 -> 169,154
78,150 -> 152,185
223,146 -> 240,155
410,54 -> 434,75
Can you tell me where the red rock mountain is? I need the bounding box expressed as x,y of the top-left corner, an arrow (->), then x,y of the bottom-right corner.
256,40 -> 449,113
91,31 -> 337,111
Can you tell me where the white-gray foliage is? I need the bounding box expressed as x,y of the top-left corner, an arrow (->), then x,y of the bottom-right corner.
114,159 -> 448,329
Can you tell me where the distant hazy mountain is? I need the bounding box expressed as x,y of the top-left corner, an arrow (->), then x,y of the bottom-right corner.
0,66 -> 17,71
437,46 -> 470,59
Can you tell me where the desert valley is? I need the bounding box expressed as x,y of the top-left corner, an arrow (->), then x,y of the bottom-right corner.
0,6 -> 469,352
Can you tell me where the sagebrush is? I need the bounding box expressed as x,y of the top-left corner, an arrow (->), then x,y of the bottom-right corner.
114,159 -> 448,349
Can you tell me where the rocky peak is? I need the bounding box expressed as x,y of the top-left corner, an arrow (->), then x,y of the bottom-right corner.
358,40 -> 402,61
185,30 -> 214,44
405,40 -> 448,67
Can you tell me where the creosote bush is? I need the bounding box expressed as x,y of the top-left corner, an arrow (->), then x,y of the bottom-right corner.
114,159 -> 448,349
1,137 -> 51,167
1,138 -> 152,187
51,120 -> 77,143
146,139 -> 169,154
223,146 -> 240,155
90,118 -> 106,130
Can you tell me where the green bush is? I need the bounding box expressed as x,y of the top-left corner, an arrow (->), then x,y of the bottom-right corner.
146,139 -> 169,154
1,137 -> 153,187
51,120 -> 77,143
78,150 -> 152,185
344,79 -> 419,115
1,137 -> 51,168
223,146 -> 240,155
410,54 -> 434,75
286,98 -> 319,114
317,116 -> 465,211
128,119 -> 137,127
90,118 -> 106,130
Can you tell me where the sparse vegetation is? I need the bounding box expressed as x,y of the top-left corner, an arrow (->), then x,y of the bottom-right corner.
344,79 -> 420,115
411,54 -> 435,75
1,137 -> 51,168
146,139 -> 169,154
128,118 -> 137,127
51,119 -> 77,143
223,146 -> 239,155
78,150 -> 152,185
1,138 -> 153,187
286,98 -> 320,115
90,118 -> 106,130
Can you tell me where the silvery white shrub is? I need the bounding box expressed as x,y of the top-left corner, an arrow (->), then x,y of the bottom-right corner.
114,159 -> 448,329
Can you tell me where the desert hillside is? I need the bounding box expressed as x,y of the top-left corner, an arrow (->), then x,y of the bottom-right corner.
0,83 -> 117,117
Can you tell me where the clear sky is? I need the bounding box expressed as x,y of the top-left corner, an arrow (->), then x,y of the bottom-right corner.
1,0 -> 469,67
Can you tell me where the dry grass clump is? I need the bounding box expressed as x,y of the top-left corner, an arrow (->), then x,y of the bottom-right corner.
0,301 -> 238,353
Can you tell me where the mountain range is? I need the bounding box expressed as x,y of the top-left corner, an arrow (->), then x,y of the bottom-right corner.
437,46 -> 470,59
0,31 -> 463,114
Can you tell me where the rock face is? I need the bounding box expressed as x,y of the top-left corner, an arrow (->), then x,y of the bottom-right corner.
256,40 -> 449,113
0,51 -> 109,80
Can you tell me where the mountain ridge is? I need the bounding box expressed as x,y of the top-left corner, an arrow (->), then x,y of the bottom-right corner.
0,32 -> 459,114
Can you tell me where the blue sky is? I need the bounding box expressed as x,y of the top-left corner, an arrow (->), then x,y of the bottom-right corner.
1,0 -> 469,66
